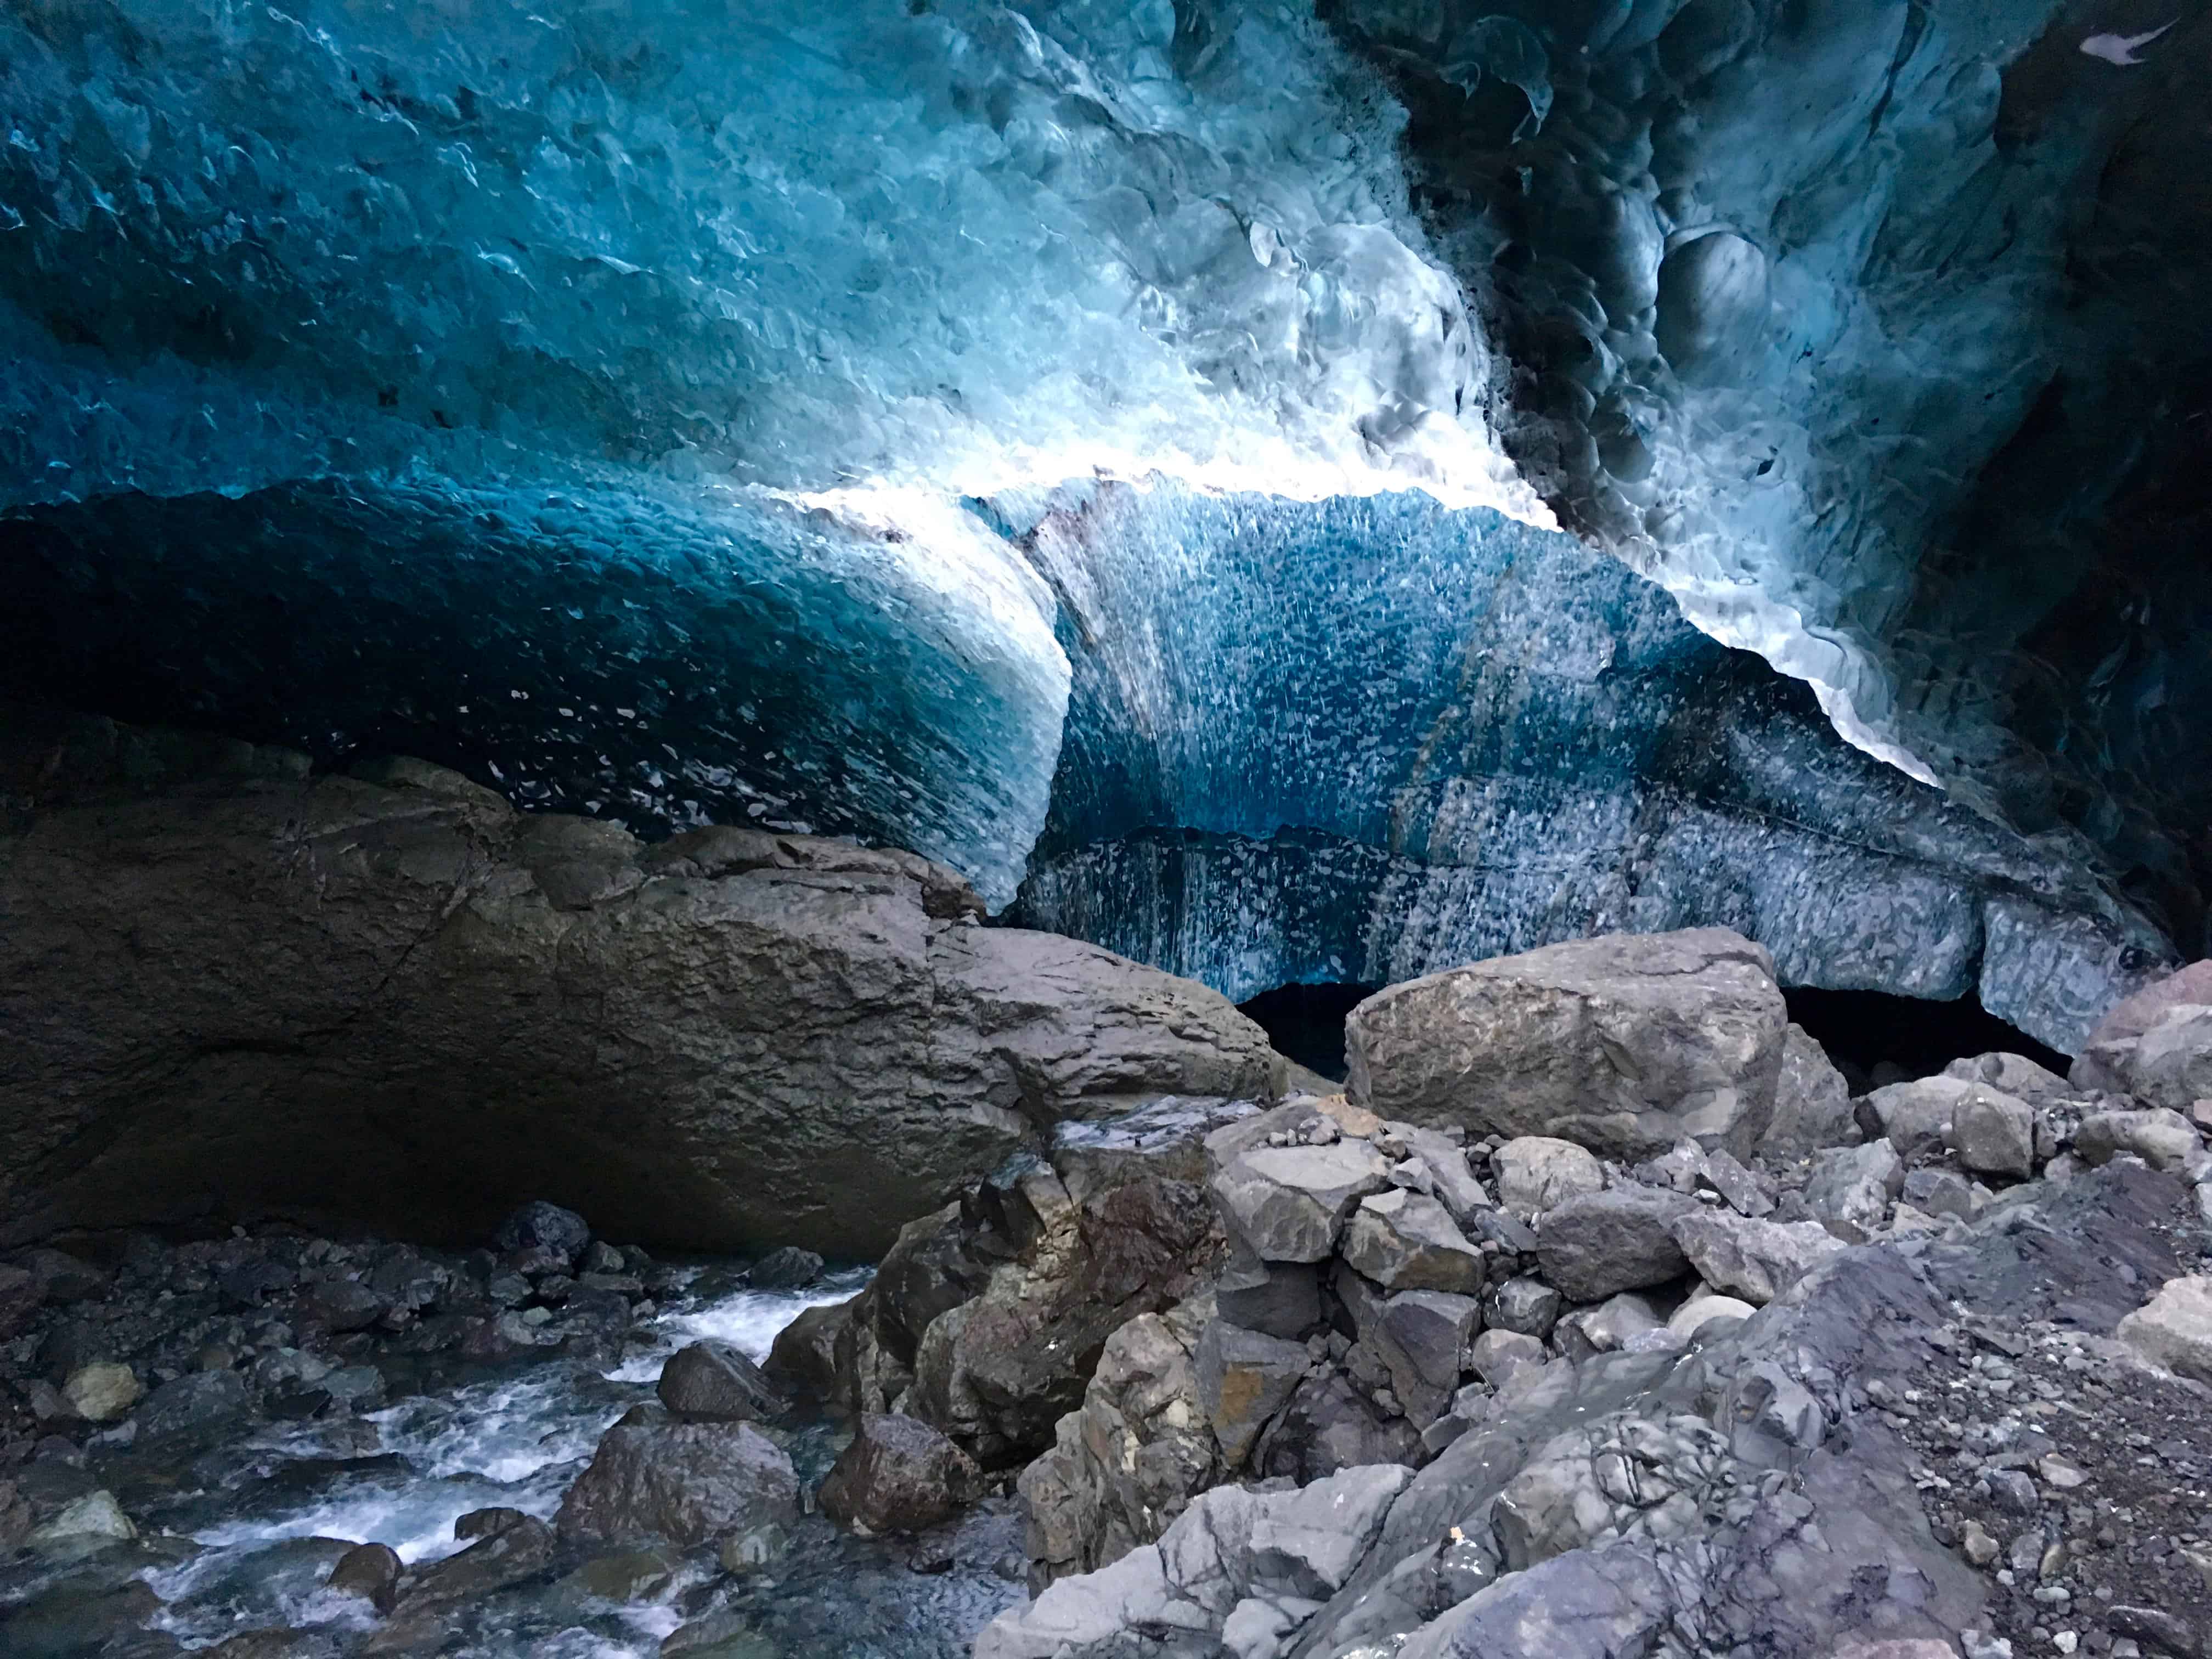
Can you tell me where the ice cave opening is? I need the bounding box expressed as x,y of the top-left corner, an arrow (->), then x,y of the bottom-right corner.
1234,981 -> 1385,1085
1781,984 -> 2072,1096
7,1 -> 2212,1651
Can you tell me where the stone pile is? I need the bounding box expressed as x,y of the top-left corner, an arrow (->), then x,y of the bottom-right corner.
978,947 -> 2212,1659
981,1149 -> 2212,1659
766,1097 -> 1238,1473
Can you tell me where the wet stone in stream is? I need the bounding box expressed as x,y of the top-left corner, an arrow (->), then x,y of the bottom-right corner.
0,1214 -> 1024,1656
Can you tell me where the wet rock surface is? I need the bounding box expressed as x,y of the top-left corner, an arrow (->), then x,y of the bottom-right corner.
0,743 -> 1285,1258
818,1413 -> 985,1537
0,1203 -> 1026,1657
555,1420 -> 798,1548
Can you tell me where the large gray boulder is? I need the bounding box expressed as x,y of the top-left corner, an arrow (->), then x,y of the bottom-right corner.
1193,1318 -> 1310,1466
1491,1137 -> 1604,1220
1533,1187 -> 1699,1303
1939,1051 -> 2073,1108
2116,1275 -> 2212,1383
2073,1107 -> 2203,1174
794,1155 -> 1220,1475
1017,1300 -> 1226,1589
0,732 -> 1282,1255
657,1341 -> 784,1424
2072,960 -> 2212,1093
1252,1370 -> 1422,1484
1668,1212 -> 1847,1306
1759,1023 -> 1860,1160
978,1465 -> 1412,1659
1949,1088 -> 2035,1179
1345,929 -> 1788,1160
1859,1075 -> 1982,1156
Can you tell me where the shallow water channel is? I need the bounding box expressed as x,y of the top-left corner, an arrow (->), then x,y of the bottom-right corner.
3,1267 -> 1028,1657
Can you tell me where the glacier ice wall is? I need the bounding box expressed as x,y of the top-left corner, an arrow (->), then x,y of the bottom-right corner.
0,0 -> 1554,903
1,0 -> 2200,1035
1325,0 -> 2212,945
1,474 -> 1068,906
0,0 -> 1534,509
1003,483 -> 2171,1051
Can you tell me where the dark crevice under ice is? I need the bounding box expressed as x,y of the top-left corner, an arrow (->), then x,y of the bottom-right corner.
1779,984 -> 2070,1094
1235,981 -> 1383,1083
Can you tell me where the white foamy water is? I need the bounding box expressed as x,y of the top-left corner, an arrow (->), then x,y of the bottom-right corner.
607,1267 -> 869,1383
138,1265 -> 873,1647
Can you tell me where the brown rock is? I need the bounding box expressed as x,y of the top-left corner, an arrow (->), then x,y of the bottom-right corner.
326,1541 -> 402,1613
0,748 -> 1281,1256
556,1421 -> 797,1547
657,1341 -> 783,1424
817,1412 -> 983,1534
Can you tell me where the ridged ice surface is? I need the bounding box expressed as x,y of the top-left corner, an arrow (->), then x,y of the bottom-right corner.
0,0 -> 1549,905
0,0 -> 1534,509
3,476 -> 1068,907
1327,0 -> 2212,906
1006,484 -> 2170,1052
0,0 -> 2194,1018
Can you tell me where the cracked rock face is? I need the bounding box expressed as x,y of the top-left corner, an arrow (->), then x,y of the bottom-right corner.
0,718 -> 1282,1256
978,1160 -> 2206,1659
1345,928 -> 1788,1160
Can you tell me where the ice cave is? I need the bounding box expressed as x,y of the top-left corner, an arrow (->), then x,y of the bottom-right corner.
3,2 -> 2211,1655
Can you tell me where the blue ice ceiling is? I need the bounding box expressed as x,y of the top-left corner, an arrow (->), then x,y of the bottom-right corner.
2,0 -> 2205,1040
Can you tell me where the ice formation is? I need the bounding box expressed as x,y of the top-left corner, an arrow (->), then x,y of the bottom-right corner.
0,0 -> 1536,509
1328,0 -> 2212,928
3,0 -> 2204,1027
1005,483 -> 2169,1052
0,0 -> 1540,902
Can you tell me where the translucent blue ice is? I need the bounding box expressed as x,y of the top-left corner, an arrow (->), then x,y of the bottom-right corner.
0,0 -> 1532,510
1005,483 -> 2170,1051
0,0 -> 2187,1035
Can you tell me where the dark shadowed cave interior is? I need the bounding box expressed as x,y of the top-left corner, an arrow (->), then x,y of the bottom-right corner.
3,3 -> 2211,1656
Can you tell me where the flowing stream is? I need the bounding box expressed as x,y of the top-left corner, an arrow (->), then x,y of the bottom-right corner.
5,1266 -> 1026,1658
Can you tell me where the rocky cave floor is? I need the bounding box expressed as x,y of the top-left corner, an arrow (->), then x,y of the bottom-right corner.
4,1138 -> 2210,1658
1901,1278 -> 2212,1657
8,935 -> 2212,1658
